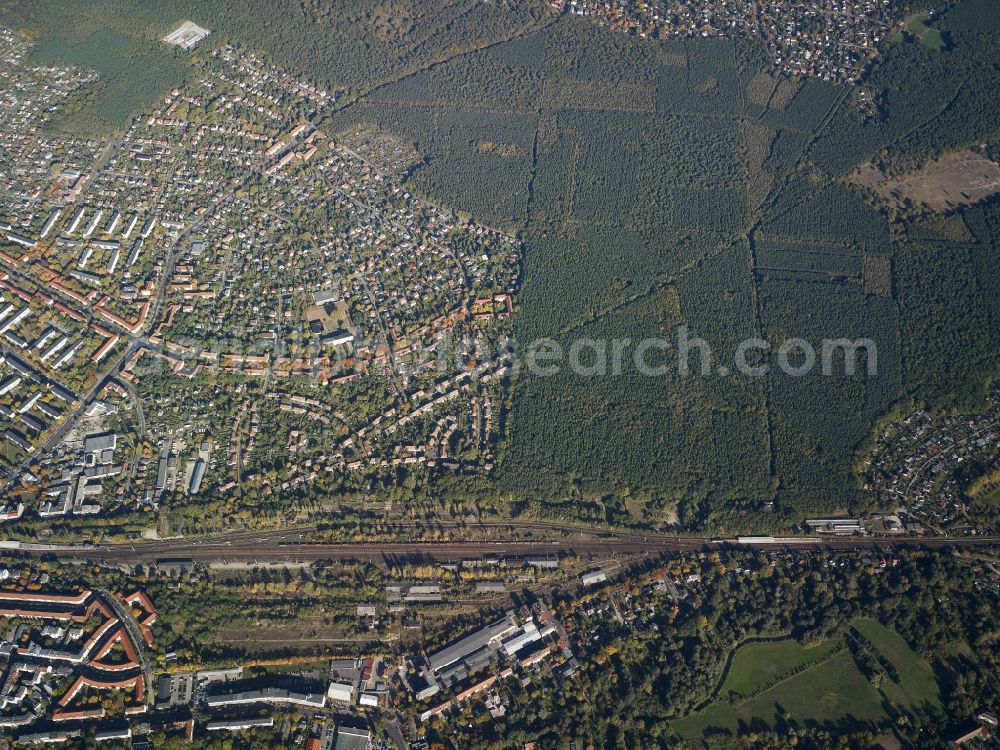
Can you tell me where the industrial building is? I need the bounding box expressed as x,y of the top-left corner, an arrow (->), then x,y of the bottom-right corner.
805,518 -> 865,535
427,612 -> 518,674
205,687 -> 326,709
326,681 -> 353,704
334,726 -> 371,750
500,621 -> 541,657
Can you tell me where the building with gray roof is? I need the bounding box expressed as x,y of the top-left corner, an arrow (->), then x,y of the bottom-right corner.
334,726 -> 371,750
427,611 -> 518,673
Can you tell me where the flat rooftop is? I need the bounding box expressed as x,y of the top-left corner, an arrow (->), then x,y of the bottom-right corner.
427,612 -> 517,673
162,21 -> 211,50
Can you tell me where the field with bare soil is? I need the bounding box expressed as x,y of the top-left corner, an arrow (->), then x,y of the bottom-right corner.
853,149 -> 1000,212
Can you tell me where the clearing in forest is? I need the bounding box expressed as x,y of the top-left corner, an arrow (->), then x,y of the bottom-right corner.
853,149 -> 1000,213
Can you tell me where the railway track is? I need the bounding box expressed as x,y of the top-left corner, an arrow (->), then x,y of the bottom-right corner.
3,532 -> 997,565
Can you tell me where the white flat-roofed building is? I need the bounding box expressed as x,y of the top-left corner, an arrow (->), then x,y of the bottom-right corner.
95,726 -> 131,742
320,331 -> 355,348
0,375 -> 21,396
327,681 -> 353,704
207,717 -> 274,732
40,209 -> 62,239
313,289 -> 338,305
83,209 -> 102,237
204,687 -> 326,709
40,337 -> 69,363
121,214 -> 139,239
500,621 -> 541,657
67,208 -> 85,234
103,211 -> 121,235
5,232 -> 35,248
162,21 -> 211,50
0,307 -> 32,335
581,569 -> 607,587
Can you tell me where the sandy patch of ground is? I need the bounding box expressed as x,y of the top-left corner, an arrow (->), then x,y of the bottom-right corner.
853,149 -> 1000,213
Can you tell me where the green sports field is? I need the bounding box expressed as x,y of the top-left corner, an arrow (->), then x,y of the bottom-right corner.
673,649 -> 885,740
672,621 -> 941,744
